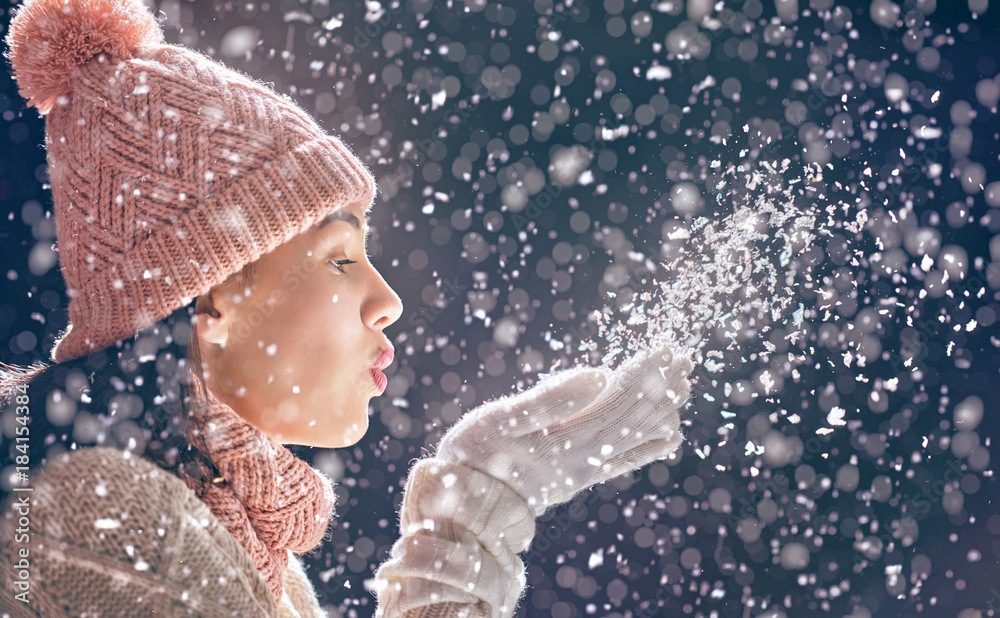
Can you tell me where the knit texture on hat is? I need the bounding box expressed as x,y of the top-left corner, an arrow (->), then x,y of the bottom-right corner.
180,375 -> 336,604
6,0 -> 377,363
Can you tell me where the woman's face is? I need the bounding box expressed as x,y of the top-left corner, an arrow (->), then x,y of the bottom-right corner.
195,204 -> 403,448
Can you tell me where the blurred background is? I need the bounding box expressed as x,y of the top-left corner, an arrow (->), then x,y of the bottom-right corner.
2,0 -> 999,616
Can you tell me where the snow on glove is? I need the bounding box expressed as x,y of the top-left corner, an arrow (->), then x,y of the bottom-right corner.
436,343 -> 693,517
373,344 -> 692,618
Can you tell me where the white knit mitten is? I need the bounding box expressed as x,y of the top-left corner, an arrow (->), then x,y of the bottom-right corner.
437,344 -> 692,516
374,345 -> 692,618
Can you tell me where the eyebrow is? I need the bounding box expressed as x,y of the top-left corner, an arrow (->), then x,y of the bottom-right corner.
317,210 -> 367,232
316,210 -> 371,251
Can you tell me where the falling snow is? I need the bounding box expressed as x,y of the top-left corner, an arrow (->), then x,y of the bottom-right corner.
2,0 -> 999,617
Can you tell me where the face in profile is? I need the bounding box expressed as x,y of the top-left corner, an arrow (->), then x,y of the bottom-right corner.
193,203 -> 403,448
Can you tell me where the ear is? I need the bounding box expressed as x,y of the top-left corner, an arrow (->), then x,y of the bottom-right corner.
193,290 -> 231,347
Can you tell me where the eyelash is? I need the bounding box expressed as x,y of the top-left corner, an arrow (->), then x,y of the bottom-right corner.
328,259 -> 357,274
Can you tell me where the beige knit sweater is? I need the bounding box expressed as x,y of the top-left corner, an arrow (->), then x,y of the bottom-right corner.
0,447 -> 327,617
0,448 -> 524,617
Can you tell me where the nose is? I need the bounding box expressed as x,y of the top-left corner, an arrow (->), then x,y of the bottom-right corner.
363,265 -> 403,331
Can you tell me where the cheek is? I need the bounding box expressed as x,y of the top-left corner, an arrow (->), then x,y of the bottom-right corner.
278,282 -> 358,357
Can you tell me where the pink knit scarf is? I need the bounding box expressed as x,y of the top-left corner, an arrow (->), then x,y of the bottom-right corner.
180,376 -> 336,603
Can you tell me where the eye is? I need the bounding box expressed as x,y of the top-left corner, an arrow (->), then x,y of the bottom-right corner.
328,259 -> 357,274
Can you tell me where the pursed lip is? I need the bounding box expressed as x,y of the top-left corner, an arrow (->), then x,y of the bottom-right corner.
371,346 -> 394,370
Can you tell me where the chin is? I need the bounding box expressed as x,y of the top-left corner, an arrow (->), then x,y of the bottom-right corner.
266,412 -> 369,448
320,408 -> 370,448
282,395 -> 369,447
340,417 -> 370,447
278,431 -> 365,449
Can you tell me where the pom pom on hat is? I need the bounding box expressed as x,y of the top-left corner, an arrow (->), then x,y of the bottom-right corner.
6,0 -> 165,114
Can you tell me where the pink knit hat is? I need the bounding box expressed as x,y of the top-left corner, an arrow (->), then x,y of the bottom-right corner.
6,0 -> 377,363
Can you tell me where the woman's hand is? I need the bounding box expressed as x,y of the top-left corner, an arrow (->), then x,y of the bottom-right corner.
374,344 -> 692,617
435,344 -> 693,516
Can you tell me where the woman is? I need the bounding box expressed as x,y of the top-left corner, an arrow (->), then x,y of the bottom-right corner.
0,0 -> 693,616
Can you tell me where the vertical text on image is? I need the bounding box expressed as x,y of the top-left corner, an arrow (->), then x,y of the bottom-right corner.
10,383 -> 33,604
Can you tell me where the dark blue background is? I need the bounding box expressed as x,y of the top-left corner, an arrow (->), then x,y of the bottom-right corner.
2,1 -> 999,616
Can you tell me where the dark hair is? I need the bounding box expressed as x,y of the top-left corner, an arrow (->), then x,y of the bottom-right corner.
3,305 -> 206,475
0,261 -> 259,494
